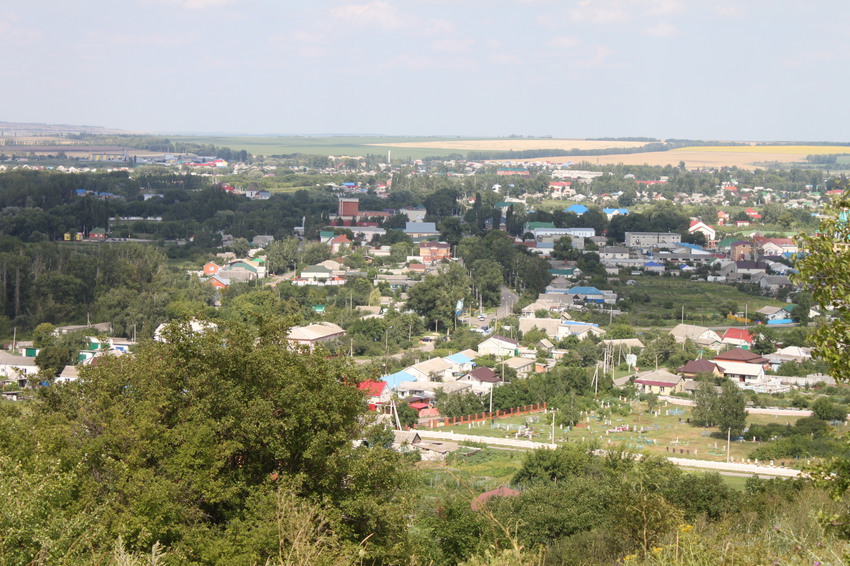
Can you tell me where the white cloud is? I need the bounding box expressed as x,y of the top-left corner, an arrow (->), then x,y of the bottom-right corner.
645,0 -> 683,16
331,2 -> 410,30
269,31 -> 329,59
547,36 -> 581,49
568,1 -> 629,25
430,38 -> 475,54
156,0 -> 244,9
0,14 -> 42,45
644,22 -> 677,38
422,18 -> 456,36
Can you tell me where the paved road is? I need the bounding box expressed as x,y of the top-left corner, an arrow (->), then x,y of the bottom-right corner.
415,429 -> 802,478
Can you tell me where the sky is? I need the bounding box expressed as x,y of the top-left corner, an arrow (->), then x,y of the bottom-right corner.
3,0 -> 849,141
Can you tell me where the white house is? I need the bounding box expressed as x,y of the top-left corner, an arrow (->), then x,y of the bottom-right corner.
477,335 -> 520,357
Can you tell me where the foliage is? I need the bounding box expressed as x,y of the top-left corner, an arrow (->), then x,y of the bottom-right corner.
794,191 -> 850,381
0,319 -> 415,563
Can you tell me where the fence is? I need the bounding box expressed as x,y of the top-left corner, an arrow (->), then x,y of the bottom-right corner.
417,402 -> 547,429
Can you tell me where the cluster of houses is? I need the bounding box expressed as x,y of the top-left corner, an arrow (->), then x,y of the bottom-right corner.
201,256 -> 268,289
361,334 -> 559,418
619,323 -> 825,396
0,322 -> 133,399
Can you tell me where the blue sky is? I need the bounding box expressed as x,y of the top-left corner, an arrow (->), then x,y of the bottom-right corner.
4,0 -> 848,141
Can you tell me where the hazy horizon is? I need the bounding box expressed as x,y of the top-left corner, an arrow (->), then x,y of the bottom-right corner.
4,1 -> 849,141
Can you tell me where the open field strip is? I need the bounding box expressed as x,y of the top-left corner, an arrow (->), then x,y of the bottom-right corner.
426,402 -> 818,472
369,139 -> 649,151
416,430 -> 801,478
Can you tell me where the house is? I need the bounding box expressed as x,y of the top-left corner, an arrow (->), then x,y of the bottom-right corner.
713,347 -> 768,364
287,322 -> 345,351
669,324 -> 722,350
403,222 -> 440,241
632,369 -> 684,395
714,360 -> 766,387
677,359 -> 721,378
299,264 -> 333,282
757,274 -> 792,295
56,365 -> 80,384
567,286 -> 606,303
392,430 -> 421,452
765,346 -> 812,371
624,232 -> 682,248
209,274 -> 231,289
477,335 -> 520,357
688,220 -> 716,242
382,370 -> 417,391
329,234 -> 351,254
444,352 -> 477,376
0,351 -> 38,385
566,204 -> 589,216
89,227 -> 107,241
759,238 -> 798,256
458,366 -> 501,393
644,261 -> 665,273
405,358 -> 455,382
518,316 -> 563,339
358,380 -> 391,410
419,241 -> 452,264
757,305 -> 792,323
557,322 -> 605,341
721,328 -> 754,347
598,246 -> 630,261
252,235 -> 274,248
501,356 -> 535,379
203,262 -> 220,276
396,380 -> 472,399
730,241 -> 754,261
600,338 -> 645,350
548,181 -> 575,197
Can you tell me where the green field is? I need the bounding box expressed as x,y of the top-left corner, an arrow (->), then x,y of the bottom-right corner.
434,401 -> 811,469
173,135 -> 476,160
611,276 -> 786,327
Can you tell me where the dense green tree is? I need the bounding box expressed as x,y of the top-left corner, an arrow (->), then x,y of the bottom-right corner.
265,236 -> 300,274
715,380 -> 747,437
5,319 -> 415,563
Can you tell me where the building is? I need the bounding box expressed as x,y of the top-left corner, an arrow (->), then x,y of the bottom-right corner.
730,240 -> 754,261
688,220 -> 716,242
419,241 -> 452,264
338,198 -> 360,217
477,335 -> 520,357
721,328 -> 754,347
669,324 -> 722,350
624,232 -> 682,248
287,323 -> 346,351
403,222 -> 440,241
631,369 -> 684,395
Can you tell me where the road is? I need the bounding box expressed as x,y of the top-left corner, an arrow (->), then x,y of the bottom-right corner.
415,429 -> 802,478
460,286 -> 519,331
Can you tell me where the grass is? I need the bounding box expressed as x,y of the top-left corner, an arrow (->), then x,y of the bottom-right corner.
170,135 -> 479,160
434,401 -> 816,469
611,275 -> 786,327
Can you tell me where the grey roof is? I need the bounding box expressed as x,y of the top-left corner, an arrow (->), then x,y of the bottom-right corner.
403,222 -> 438,234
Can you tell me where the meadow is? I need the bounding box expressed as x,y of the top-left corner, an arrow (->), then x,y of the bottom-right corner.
433,400 -> 816,469
610,276 -> 786,327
